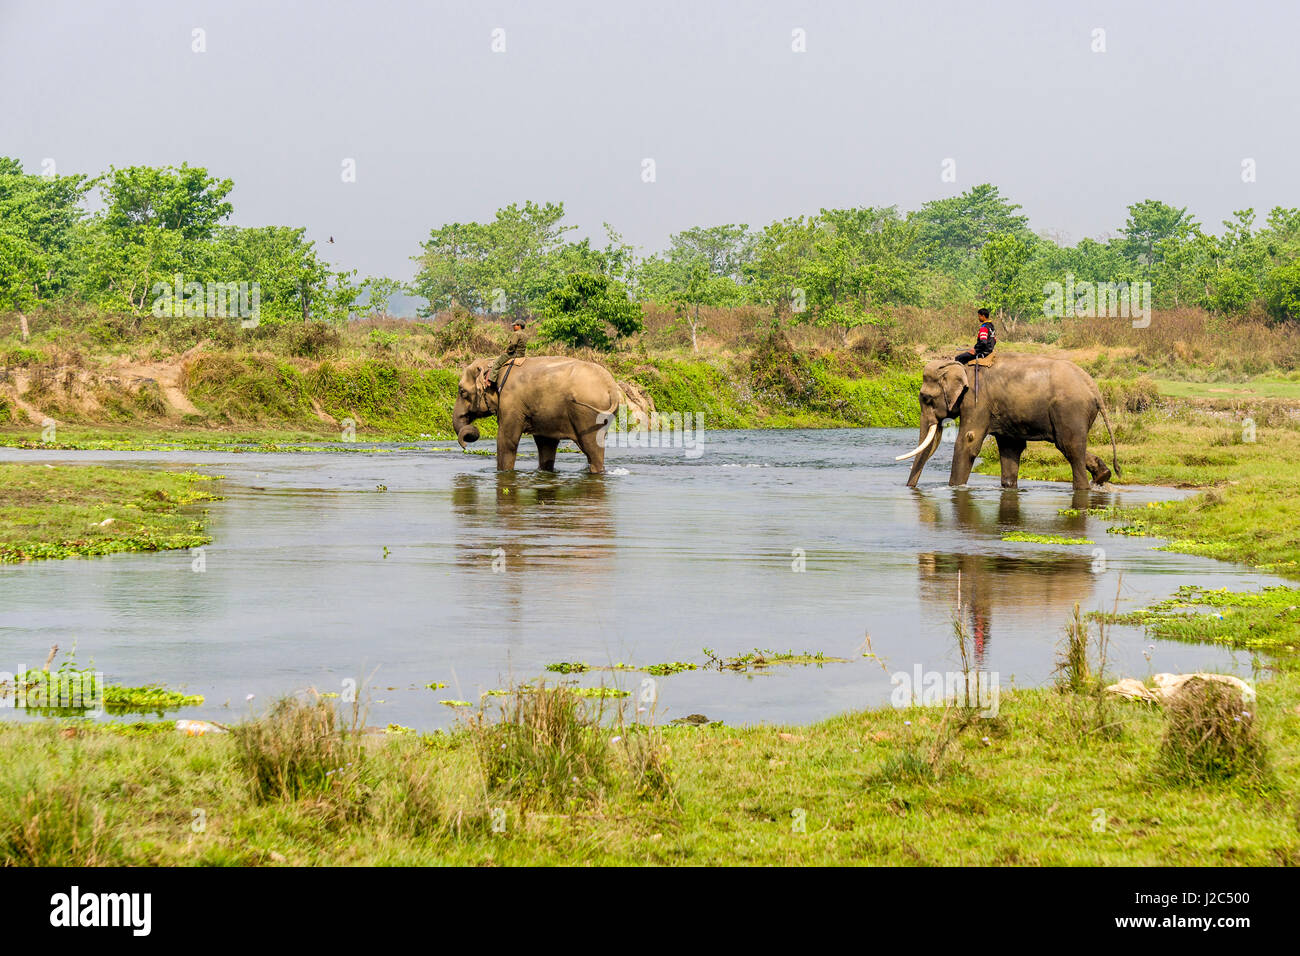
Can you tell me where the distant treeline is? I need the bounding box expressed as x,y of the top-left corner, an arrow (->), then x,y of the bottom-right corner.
3,158 -> 1299,351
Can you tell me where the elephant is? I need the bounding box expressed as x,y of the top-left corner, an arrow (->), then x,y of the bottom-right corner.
897,354 -> 1120,491
452,355 -> 640,473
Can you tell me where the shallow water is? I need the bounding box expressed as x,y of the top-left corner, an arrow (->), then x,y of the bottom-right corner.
0,429 -> 1281,729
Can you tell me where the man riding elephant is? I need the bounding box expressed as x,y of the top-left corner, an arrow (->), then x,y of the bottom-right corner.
452,354 -> 652,473
896,353 -> 1120,491
488,319 -> 528,390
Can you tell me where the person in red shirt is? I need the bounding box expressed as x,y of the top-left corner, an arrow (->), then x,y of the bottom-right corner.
956,308 -> 996,364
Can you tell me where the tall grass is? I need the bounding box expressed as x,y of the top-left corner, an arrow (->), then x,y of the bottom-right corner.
229,693 -> 366,805
470,683 -> 615,809
468,682 -> 677,811
1157,678 -> 1269,784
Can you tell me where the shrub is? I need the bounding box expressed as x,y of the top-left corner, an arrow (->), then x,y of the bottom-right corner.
748,329 -> 826,406
286,322 -> 340,358
1099,376 -> 1160,413
230,695 -> 365,803
431,309 -> 480,353
470,684 -> 614,809
1157,678 -> 1267,783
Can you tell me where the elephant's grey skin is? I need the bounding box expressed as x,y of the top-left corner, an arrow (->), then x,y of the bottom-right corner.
452,356 -> 623,473
903,354 -> 1120,491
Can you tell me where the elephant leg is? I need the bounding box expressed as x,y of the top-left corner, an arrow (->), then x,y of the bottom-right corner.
495,420 -> 523,471
1056,441 -> 1091,490
949,423 -> 989,486
573,426 -> 606,474
996,436 -> 1026,488
534,435 -> 559,471
1085,452 -> 1112,485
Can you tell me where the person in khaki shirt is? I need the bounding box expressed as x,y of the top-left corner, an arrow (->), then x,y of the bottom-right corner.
488,319 -> 528,389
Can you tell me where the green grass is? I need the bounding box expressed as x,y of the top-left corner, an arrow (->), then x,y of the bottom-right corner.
1103,585 -> 1300,651
1154,377 -> 1300,401
0,463 -> 219,562
1,660 -> 1295,865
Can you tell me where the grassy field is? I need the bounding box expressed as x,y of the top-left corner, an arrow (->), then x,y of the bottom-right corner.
0,463 -> 218,562
1,647 -> 1292,866
1154,377 -> 1300,401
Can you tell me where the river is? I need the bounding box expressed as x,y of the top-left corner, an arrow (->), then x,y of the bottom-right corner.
0,429 -> 1279,729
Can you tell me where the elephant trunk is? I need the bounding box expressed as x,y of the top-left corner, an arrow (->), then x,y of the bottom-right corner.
905,412 -> 942,488
452,400 -> 479,449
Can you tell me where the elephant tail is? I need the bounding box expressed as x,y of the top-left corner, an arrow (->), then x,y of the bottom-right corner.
1099,399 -> 1122,480
571,398 -> 618,416
572,382 -> 655,421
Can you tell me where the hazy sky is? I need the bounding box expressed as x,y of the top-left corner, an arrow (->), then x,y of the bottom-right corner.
2,0 -> 1296,285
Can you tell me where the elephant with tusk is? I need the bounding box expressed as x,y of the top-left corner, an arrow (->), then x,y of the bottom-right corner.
900,354 -> 1120,491
452,355 -> 652,473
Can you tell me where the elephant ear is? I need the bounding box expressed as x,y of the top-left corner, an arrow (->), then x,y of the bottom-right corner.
942,362 -> 969,413
474,363 -> 491,394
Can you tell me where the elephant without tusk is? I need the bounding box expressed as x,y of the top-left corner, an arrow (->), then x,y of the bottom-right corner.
900,354 -> 1120,491
451,355 -> 653,473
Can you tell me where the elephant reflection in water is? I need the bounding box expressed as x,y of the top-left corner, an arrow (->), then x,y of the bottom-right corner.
914,489 -> 1100,670
449,473 -> 615,611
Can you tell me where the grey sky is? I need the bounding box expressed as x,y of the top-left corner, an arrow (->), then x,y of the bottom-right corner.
2,0 -> 1296,286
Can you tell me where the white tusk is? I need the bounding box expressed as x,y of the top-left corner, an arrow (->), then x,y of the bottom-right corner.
895,424 -> 938,461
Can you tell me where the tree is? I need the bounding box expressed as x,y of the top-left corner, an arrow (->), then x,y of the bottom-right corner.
1119,199 -> 1195,273
671,261 -> 740,351
910,184 -> 1031,275
979,232 -> 1036,320
1265,259 -> 1300,322
360,276 -> 409,318
537,272 -> 643,350
798,206 -> 926,341
663,224 -> 752,281
0,157 -> 91,301
413,201 -> 578,317
99,164 -> 234,241
743,216 -> 818,319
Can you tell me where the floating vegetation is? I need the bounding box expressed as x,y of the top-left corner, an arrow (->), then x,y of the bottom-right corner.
570,687 -> 630,699
103,685 -> 204,713
385,723 -> 416,735
546,660 -> 696,676
702,648 -> 851,672
1002,532 -> 1094,545
0,648 -> 203,715
425,681 -> 447,691
1057,506 -> 1125,519
642,661 -> 698,676
545,662 -> 590,674
441,700 -> 472,708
